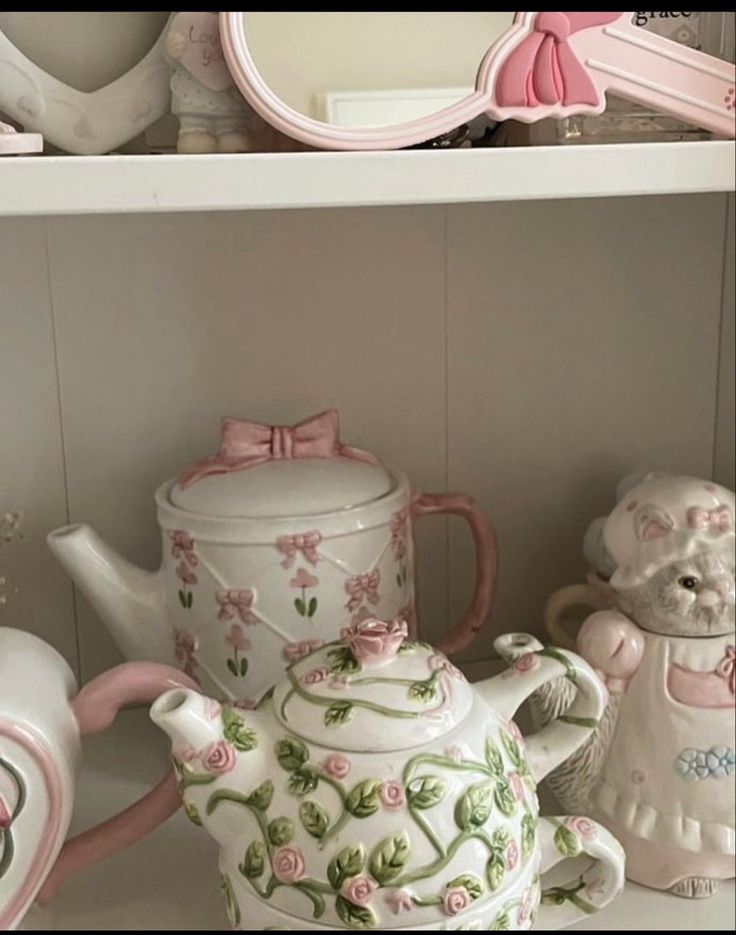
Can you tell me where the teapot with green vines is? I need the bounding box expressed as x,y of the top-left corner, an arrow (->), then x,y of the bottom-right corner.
150,618 -> 625,931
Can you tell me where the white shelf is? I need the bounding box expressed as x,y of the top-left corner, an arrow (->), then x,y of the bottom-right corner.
20,708 -> 736,932
1,141 -> 733,217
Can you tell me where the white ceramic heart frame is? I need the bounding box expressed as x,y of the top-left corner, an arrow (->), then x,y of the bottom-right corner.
0,14 -> 174,155
221,11 -> 736,150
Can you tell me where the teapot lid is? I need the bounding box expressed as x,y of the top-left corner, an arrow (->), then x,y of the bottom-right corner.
273,619 -> 474,752
168,410 -> 393,518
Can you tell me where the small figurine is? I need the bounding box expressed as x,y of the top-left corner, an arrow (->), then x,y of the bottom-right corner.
164,11 -> 263,154
500,473 -> 735,900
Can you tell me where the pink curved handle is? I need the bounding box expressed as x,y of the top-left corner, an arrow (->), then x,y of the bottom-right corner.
37,663 -> 197,905
411,492 -> 498,657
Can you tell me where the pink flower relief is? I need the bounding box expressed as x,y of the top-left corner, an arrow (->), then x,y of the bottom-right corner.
379,781 -> 406,810
290,568 -> 319,590
443,887 -> 472,917
429,655 -> 464,680
225,624 -> 251,653
566,817 -> 597,840
174,628 -> 198,662
0,795 -> 12,829
514,653 -> 540,674
170,530 -> 197,564
329,675 -> 350,691
176,561 -> 198,586
323,754 -> 351,780
341,618 -> 408,668
517,887 -> 534,927
506,839 -> 520,871
509,772 -> 525,802
283,640 -> 324,663
302,667 -> 330,687
272,845 -> 306,884
385,888 -> 414,916
173,744 -> 200,766
341,876 -> 378,908
202,741 -> 237,776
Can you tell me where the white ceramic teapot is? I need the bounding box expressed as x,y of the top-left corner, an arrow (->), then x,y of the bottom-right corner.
0,626 -> 195,929
48,410 -> 497,704
150,618 -> 624,931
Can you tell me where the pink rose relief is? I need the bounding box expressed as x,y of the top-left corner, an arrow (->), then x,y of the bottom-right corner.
341,618 -> 408,668
202,740 -> 237,776
510,771 -> 525,802
443,886 -> 472,917
517,887 -> 534,926
341,875 -> 378,908
429,655 -> 464,680
506,839 -> 520,871
514,653 -> 540,674
302,667 -> 330,686
323,754 -> 351,780
283,640 -> 324,663
379,781 -> 406,810
272,845 -> 306,884
566,816 -> 597,840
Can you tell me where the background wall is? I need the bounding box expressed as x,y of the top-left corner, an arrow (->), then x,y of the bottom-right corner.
0,192 -> 732,681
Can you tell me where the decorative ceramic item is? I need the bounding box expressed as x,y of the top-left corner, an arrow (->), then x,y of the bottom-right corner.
0,119 -> 41,156
164,11 -> 267,154
0,626 -> 195,929
0,13 -> 173,155
220,11 -> 736,151
504,473 -> 735,899
149,617 -> 624,930
48,410 -> 497,705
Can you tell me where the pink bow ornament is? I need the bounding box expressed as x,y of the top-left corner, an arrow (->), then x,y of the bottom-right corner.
277,531 -> 323,569
179,410 -> 379,488
716,645 -> 735,696
216,588 -> 260,626
496,12 -> 624,109
345,571 -> 381,613
687,504 -> 734,537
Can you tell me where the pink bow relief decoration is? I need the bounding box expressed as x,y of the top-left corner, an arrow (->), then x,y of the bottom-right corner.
179,410 -> 379,488
687,504 -> 734,536
345,571 -> 381,613
216,588 -> 260,626
496,12 -> 624,109
717,646 -> 735,696
277,531 -> 323,569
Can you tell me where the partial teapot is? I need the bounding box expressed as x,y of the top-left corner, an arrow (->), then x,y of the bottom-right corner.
506,473 -> 736,900
48,410 -> 497,704
150,618 -> 624,931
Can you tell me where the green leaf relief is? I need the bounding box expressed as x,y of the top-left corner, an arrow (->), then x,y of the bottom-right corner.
522,811 -> 537,861
407,679 -> 437,704
368,831 -> 411,885
406,775 -> 447,810
186,590 -> 194,608
327,844 -> 365,890
554,824 -> 583,858
485,738 -> 505,776
500,730 -> 524,771
268,817 -> 295,846
447,873 -> 484,901
294,597 -> 307,617
288,768 -> 319,797
327,645 -> 361,675
178,590 -> 186,608
241,840 -> 266,880
183,800 -> 202,826
299,801 -> 330,840
308,597 -> 318,618
246,780 -> 274,812
222,706 -> 258,752
220,873 -> 241,928
491,827 -> 511,851
494,776 -> 518,817
345,780 -> 381,818
275,737 -> 310,772
486,850 -> 506,892
490,910 -> 511,930
335,895 -> 378,929
226,658 -> 238,677
325,701 -> 355,728
240,656 -> 249,677
454,781 -> 494,831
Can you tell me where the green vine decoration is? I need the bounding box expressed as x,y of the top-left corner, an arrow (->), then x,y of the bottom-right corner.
541,875 -> 596,915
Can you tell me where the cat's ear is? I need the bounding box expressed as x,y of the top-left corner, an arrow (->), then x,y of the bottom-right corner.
634,504 -> 674,542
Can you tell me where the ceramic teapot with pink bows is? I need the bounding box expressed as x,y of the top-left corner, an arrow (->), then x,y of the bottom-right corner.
48,410 -> 497,704
149,617 -> 625,931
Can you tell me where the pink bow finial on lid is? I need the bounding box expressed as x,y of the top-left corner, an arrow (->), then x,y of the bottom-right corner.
179,409 -> 379,488
277,531 -> 323,569
496,12 -> 624,109
687,504 -> 734,536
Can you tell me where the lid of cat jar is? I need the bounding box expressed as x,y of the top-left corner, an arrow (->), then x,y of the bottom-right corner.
167,411 -> 395,519
273,620 -> 474,752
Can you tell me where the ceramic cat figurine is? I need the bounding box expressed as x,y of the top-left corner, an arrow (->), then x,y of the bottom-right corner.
498,473 -> 735,900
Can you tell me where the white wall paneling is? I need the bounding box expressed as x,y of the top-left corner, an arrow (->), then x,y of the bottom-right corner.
715,193 -> 735,488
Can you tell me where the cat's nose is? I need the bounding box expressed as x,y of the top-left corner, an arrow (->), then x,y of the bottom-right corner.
698,589 -> 726,609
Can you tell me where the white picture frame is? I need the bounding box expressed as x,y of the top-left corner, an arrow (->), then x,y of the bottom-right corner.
0,13 -> 174,155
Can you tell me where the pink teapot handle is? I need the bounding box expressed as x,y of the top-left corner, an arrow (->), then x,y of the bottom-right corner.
37,663 -> 197,905
411,492 -> 498,657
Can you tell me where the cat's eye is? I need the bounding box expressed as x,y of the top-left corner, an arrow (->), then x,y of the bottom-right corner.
679,577 -> 699,590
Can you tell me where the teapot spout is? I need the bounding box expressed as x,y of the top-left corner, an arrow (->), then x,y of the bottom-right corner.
48,523 -> 171,665
151,688 -> 222,753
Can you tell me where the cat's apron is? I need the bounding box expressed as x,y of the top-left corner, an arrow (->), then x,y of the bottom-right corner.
593,632 -> 735,861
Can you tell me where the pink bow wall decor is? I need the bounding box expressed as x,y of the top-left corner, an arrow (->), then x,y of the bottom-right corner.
277,531 -> 323,569
216,588 -> 260,626
687,504 -> 734,536
496,12 -> 623,108
179,410 -> 379,488
345,571 -> 381,613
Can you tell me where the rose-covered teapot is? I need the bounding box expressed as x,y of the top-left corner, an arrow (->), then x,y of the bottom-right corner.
48,410 -> 497,704
149,618 -> 624,930
0,626 -> 195,929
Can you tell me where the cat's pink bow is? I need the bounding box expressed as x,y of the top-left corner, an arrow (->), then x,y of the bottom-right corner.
277,531 -> 323,569
687,504 -> 734,536
496,12 -> 623,108
216,588 -> 259,625
717,646 -> 735,695
179,410 -> 379,488
345,571 -> 381,612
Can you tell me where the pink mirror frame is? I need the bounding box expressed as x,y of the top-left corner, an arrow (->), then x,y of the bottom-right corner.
221,11 -> 736,150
